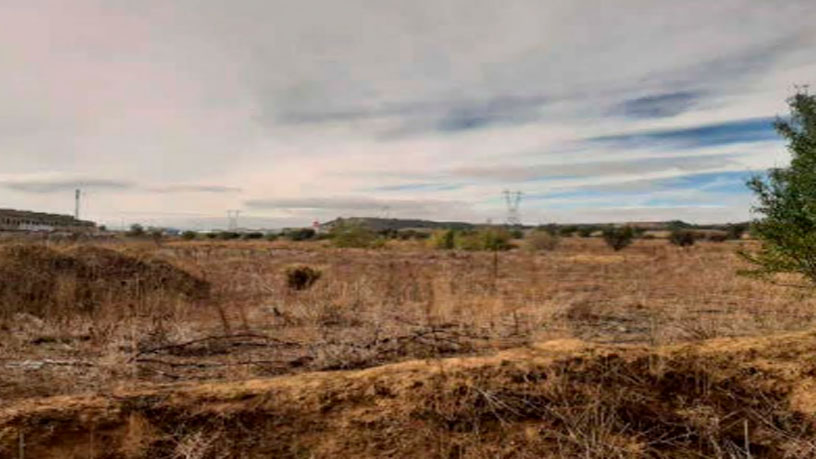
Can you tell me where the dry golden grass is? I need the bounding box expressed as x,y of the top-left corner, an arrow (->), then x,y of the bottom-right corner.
2,237 -> 815,401
4,330 -> 816,457
2,236 -> 816,456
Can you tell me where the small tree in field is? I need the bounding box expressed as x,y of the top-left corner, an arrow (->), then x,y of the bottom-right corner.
669,229 -> 696,247
743,89 -> 816,284
602,226 -> 635,251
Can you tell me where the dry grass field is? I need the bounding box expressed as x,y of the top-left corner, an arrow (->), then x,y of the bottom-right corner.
3,237 -> 816,457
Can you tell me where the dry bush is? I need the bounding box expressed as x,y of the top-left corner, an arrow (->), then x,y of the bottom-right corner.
525,230 -> 559,251
285,265 -> 322,291
0,244 -> 209,319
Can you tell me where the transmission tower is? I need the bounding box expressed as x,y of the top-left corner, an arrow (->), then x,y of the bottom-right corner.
503,190 -> 522,226
227,210 -> 241,230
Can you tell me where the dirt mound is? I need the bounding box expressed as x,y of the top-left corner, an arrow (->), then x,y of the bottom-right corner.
3,331 -> 816,457
0,244 -> 209,317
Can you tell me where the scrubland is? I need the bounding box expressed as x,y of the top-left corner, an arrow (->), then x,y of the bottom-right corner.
3,237 -> 816,457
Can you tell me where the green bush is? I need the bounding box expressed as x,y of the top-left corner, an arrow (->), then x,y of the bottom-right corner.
181,230 -> 198,241
525,230 -> 559,251
242,232 -> 264,240
669,230 -> 696,247
397,229 -> 430,240
576,226 -> 594,238
218,231 -> 240,240
455,228 -> 512,251
329,222 -> 382,248
283,228 -> 316,241
264,233 -> 279,242
558,225 -> 578,237
602,226 -> 635,251
429,229 -> 457,250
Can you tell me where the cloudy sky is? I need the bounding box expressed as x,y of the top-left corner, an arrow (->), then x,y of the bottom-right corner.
1,1 -> 815,229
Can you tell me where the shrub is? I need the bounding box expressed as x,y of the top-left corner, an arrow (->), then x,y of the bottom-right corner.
181,231 -> 198,241
525,230 -> 559,251
285,265 -> 322,291
726,222 -> 749,240
149,229 -> 164,245
577,227 -> 594,238
264,233 -> 279,242
242,232 -> 264,240
429,229 -> 456,250
707,231 -> 729,243
602,226 -> 635,251
669,230 -> 696,247
479,228 -> 513,251
126,224 -> 145,237
455,228 -> 512,251
284,228 -> 316,241
218,231 -> 240,240
397,229 -> 430,240
509,228 -> 524,239
558,225 -> 577,237
329,222 -> 382,248
377,228 -> 399,239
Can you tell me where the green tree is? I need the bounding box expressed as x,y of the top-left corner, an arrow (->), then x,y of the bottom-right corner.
602,226 -> 635,251
743,89 -> 816,284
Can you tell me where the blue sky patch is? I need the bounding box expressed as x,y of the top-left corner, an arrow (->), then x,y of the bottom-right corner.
616,90 -> 704,119
590,117 -> 778,149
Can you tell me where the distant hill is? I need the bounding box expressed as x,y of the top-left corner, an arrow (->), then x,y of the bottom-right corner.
320,217 -> 476,232
317,217 -> 749,234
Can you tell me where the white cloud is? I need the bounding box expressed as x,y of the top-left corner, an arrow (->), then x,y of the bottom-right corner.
0,0 -> 814,227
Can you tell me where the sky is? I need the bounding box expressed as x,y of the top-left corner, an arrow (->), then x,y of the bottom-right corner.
1,1 -> 815,229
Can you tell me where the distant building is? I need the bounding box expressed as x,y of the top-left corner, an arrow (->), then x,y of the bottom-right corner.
0,208 -> 96,233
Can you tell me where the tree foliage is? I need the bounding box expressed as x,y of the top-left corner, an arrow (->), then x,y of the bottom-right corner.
743,89 -> 816,284
602,226 -> 635,251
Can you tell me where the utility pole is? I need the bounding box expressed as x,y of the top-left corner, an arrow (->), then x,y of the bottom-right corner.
74,189 -> 81,220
